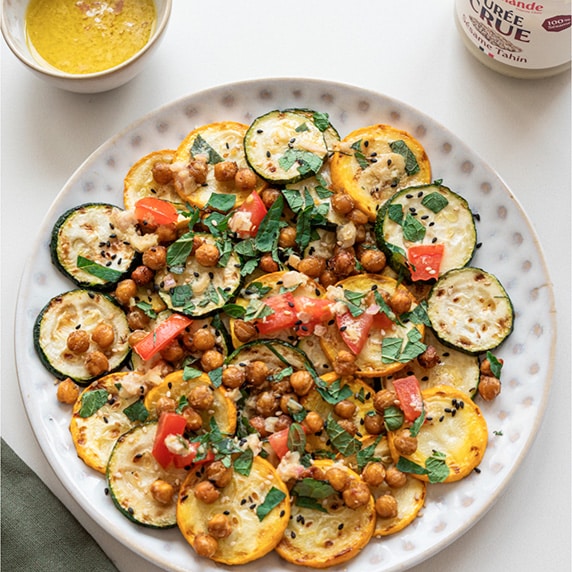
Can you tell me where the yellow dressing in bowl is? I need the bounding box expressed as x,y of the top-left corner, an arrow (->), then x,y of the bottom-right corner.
25,0 -> 156,75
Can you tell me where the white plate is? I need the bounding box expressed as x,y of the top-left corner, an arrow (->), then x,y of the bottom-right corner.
15,78 -> 556,572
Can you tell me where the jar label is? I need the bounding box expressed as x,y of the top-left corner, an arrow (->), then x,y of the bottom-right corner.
455,0 -> 571,69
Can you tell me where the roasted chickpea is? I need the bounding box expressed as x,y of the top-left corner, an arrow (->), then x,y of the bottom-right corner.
207,513 -> 232,539
331,192 -> 355,215
330,249 -> 356,278
338,419 -> 357,435
138,214 -> 158,234
364,412 -> 385,435
261,188 -> 281,208
193,533 -> 218,558
385,466 -> 407,488
360,248 -> 387,273
131,265 -> 154,286
200,349 -> 224,372
206,461 -> 234,488
152,161 -> 174,184
373,389 -> 397,413
298,256 -> 326,278
248,415 -> 269,437
194,480 -> 220,504
393,429 -> 418,456
417,345 -> 440,369
362,462 -> 386,487
256,391 -> 279,417
480,357 -> 504,376
56,378 -> 80,404
342,480 -> 371,509
245,361 -> 269,386
478,375 -> 502,401
84,351 -> 109,377
188,385 -> 214,411
150,479 -> 174,505
192,328 -> 217,351
333,399 -> 356,419
128,329 -> 148,348
91,323 -> 115,349
222,365 -> 246,389
181,406 -> 203,432
347,208 -> 369,225
114,279 -> 138,306
142,245 -> 167,270
233,320 -> 258,343
333,350 -> 357,376
375,494 -> 398,518
326,467 -> 350,492
319,270 -> 338,288
155,396 -> 177,415
274,414 -> 293,432
195,243 -> 220,267
301,465 -> 327,481
214,160 -> 238,182
278,226 -> 297,249
188,157 -> 208,184
259,253 -> 280,273
234,168 -> 257,191
279,393 -> 297,414
389,288 -> 412,315
155,223 -> 178,244
289,370 -> 314,397
303,411 -> 324,434
127,307 -> 151,330
66,330 -> 90,353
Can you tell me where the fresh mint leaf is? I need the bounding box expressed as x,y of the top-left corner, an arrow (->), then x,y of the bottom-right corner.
208,367 -> 223,388
312,112 -> 331,132
356,435 -> 382,472
167,231 -> 194,268
295,122 -> 309,132
486,351 -> 503,379
294,496 -> 328,513
291,478 -> 335,500
402,213 -> 426,242
279,149 -> 323,177
190,134 -> 223,164
422,191 -> 449,213
287,423 -> 307,456
256,487 -> 287,521
176,395 -> 190,414
170,284 -> 194,308
222,303 -> 246,318
425,450 -> 450,483
206,193 -> 236,213
123,399 -> 149,423
383,405 -> 404,431
255,195 -> 284,252
402,300 -> 431,326
351,140 -> 369,170
233,448 -> 254,477
78,389 -> 109,418
388,204 -> 404,225
408,406 -> 426,437
315,377 -> 353,405
135,301 -> 157,319
389,140 -> 419,175
325,414 -> 361,456
76,256 -> 123,282
183,366 -> 203,380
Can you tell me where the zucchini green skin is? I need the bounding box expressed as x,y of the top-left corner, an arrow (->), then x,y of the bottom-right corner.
427,267 -> 514,355
50,203 -> 138,290
106,422 -> 188,528
375,184 -> 477,282
33,289 -> 131,384
154,233 -> 242,318
244,109 -> 329,185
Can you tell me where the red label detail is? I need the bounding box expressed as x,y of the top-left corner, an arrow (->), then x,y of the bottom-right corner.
542,15 -> 572,32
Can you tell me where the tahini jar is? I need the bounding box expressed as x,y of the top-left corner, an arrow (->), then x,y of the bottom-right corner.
455,0 -> 571,78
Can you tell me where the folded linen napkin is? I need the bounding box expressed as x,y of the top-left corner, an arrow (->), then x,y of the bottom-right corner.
1,439 -> 118,571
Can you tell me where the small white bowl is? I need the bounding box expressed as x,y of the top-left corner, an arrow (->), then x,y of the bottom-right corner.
1,0 -> 172,94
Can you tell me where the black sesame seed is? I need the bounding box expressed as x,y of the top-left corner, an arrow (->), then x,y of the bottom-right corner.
338,523 -> 344,530
128,507 -> 134,515
104,487 -> 109,495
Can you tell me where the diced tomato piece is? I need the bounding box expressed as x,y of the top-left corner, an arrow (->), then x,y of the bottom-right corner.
134,197 -> 179,226
393,375 -> 424,422
173,442 -> 215,469
133,313 -> 192,360
152,412 -> 187,468
231,191 -> 268,238
254,292 -> 299,334
372,310 -> 394,332
336,311 -> 374,355
293,296 -> 333,336
268,428 -> 290,459
407,244 -> 445,281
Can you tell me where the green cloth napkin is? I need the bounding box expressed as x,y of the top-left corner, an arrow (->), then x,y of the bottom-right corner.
1,439 -> 119,571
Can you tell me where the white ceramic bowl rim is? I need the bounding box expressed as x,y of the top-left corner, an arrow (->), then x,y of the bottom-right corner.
1,0 -> 172,80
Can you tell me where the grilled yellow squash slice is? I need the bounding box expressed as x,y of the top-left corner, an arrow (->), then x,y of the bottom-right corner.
330,124 -> 431,220
275,459 -> 376,568
387,385 -> 488,483
144,370 -> 236,435
177,456 -> 290,565
173,121 -> 266,209
70,371 -> 146,473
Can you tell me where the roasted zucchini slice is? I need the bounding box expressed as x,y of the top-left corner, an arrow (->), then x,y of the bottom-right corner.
70,371 -> 147,473
386,328 -> 480,397
295,335 -> 334,376
387,385 -> 488,483
173,121 -> 266,209
107,421 -> 188,528
144,370 -> 237,435
275,459 -> 376,568
50,203 -> 138,289
375,183 -> 477,281
123,149 -> 187,212
154,233 -> 242,318
319,274 -> 425,378
244,110 -> 329,184
330,124 -> 431,220
34,289 -> 131,384
177,456 -> 290,565
427,267 -> 514,355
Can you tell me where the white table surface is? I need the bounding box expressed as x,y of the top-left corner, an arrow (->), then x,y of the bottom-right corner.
2,1 -> 570,571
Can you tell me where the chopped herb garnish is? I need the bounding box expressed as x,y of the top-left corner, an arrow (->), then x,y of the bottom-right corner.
190,134 -> 223,164
422,191 -> 449,213
76,256 -> 123,282
325,414 -> 361,456
78,389 -> 109,418
389,140 -> 420,175
256,487 -> 287,521
206,192 -> 236,213
123,399 -> 149,423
